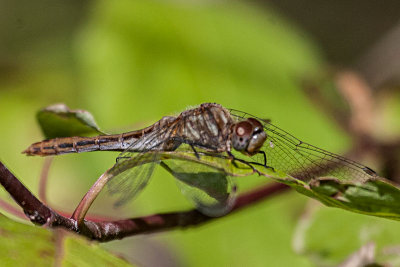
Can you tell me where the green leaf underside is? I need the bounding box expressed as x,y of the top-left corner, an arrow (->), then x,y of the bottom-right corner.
161,161 -> 230,202
283,178 -> 400,221
37,103 -> 104,139
161,160 -> 236,216
0,213 -> 133,266
108,150 -> 400,220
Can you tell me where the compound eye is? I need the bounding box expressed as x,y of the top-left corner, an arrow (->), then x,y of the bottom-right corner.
247,118 -> 263,132
235,121 -> 252,137
232,121 -> 252,151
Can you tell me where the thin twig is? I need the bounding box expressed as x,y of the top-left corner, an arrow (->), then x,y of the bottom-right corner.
39,157 -> 53,204
0,198 -> 26,219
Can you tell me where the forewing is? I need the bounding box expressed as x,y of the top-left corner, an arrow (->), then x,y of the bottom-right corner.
160,159 -> 237,217
229,109 -> 378,183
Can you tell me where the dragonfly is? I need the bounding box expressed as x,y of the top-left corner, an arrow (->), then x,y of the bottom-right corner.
24,103 -> 378,216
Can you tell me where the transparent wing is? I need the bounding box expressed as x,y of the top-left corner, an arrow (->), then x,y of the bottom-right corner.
229,109 -> 378,183
107,152 -> 159,206
106,123 -> 179,206
160,159 -> 237,217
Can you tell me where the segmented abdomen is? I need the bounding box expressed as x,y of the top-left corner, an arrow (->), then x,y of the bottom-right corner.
23,134 -> 138,156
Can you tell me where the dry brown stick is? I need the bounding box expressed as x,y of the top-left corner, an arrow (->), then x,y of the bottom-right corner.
0,160 -> 289,242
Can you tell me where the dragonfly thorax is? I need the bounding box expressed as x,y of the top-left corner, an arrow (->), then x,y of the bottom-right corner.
231,118 -> 267,156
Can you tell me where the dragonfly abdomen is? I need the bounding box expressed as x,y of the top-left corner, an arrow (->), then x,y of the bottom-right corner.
23,134 -> 139,156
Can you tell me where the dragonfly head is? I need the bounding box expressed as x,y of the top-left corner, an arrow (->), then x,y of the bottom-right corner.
231,118 -> 267,156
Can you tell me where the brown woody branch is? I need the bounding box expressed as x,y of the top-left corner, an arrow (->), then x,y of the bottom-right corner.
0,160 -> 288,242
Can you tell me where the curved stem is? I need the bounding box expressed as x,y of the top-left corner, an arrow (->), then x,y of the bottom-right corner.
71,170 -> 110,226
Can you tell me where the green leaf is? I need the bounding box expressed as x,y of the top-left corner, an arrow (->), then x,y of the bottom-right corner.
269,175 -> 400,221
0,213 -> 134,266
62,235 -> 133,266
37,103 -> 104,139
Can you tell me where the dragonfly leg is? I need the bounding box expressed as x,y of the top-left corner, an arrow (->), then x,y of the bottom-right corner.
236,158 -> 261,175
246,150 -> 275,172
116,156 -> 131,162
227,151 -> 262,174
169,136 -> 201,160
190,144 -> 200,159
259,151 -> 267,167
227,151 -> 239,168
165,135 -> 237,163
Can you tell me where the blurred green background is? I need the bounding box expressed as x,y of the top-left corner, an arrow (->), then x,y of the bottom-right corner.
1,0 -> 400,266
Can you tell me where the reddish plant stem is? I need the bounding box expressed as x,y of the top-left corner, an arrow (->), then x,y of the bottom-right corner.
0,198 -> 26,219
0,160 -> 289,241
39,157 -> 53,204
